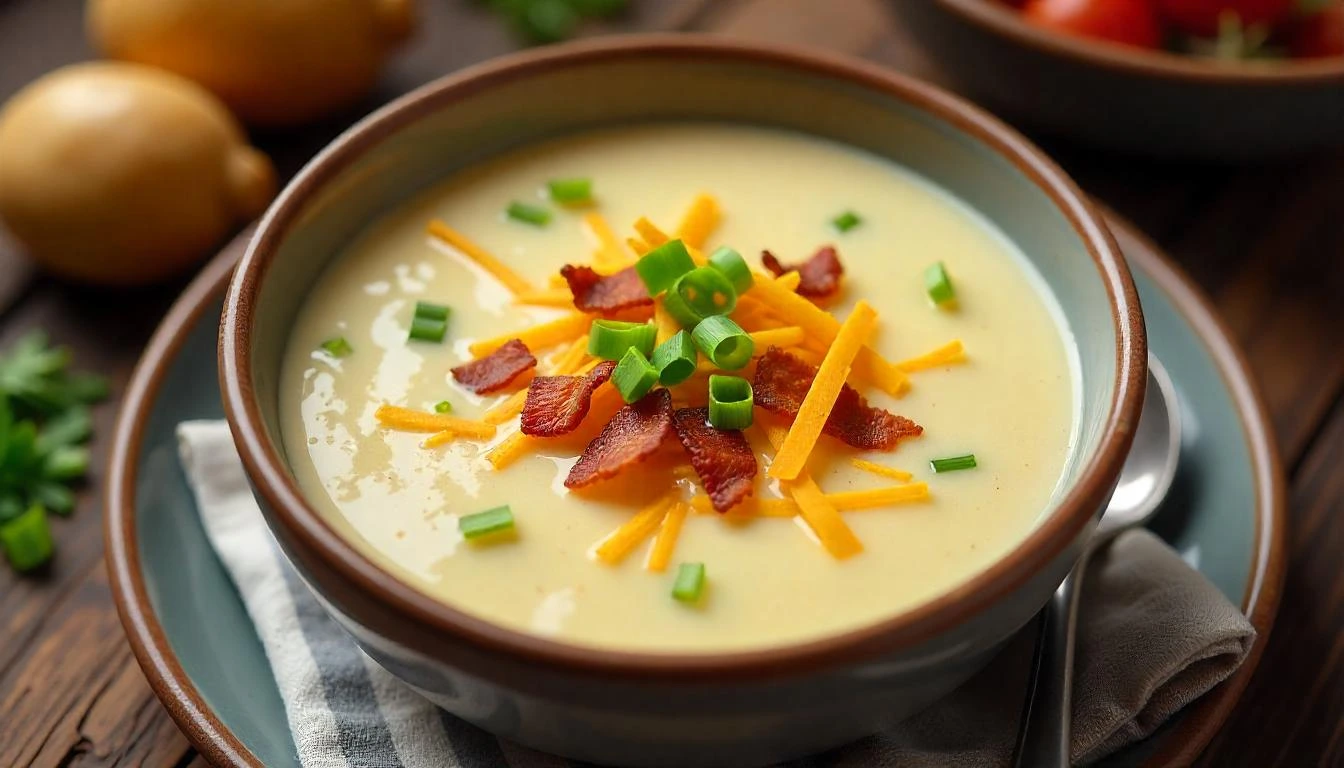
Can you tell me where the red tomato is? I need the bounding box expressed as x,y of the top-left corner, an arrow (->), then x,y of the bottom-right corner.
1154,0 -> 1295,36
1021,0 -> 1163,48
1290,5 -> 1344,58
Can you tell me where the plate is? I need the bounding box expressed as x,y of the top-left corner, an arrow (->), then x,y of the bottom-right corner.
105,214 -> 1285,767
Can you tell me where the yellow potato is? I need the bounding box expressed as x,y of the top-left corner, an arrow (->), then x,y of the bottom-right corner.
87,0 -> 417,127
0,63 -> 275,286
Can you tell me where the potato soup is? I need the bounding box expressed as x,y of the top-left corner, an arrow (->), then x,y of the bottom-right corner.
279,124 -> 1077,652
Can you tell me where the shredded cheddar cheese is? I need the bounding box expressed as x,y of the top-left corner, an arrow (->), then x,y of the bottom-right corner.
773,270 -> 802,292
374,405 -> 496,440
593,493 -> 676,564
760,424 -> 863,558
828,483 -> 931,509
422,430 -> 456,448
468,312 -> 590,358
584,212 -> 632,272
627,237 -> 651,256
633,217 -> 670,248
675,194 -> 721,250
551,335 -> 591,375
895,340 -> 967,373
483,390 -> 529,426
427,220 -> 534,295
769,301 -> 878,481
850,459 -> 914,482
484,432 -> 533,470
645,501 -> 689,572
748,326 -> 806,349
654,299 -> 680,344
514,288 -> 576,309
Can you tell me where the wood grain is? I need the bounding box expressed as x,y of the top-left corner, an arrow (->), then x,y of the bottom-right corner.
0,0 -> 1341,765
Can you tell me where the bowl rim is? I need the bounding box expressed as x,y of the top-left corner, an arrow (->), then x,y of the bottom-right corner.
219,33 -> 1147,681
934,0 -> 1344,83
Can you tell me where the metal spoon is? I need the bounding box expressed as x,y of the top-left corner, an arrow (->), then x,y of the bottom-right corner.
1014,354 -> 1182,768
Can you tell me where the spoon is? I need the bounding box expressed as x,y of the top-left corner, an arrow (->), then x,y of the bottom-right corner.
1014,354 -> 1182,768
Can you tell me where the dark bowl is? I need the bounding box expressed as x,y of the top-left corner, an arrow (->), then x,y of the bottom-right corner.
895,0 -> 1344,160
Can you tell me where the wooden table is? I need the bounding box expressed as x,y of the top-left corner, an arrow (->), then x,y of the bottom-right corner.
1,1 -> 1340,765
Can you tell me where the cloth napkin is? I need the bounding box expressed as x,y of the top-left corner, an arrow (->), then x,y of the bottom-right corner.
177,420 -> 1255,767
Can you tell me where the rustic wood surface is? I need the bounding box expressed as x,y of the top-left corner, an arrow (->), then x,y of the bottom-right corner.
0,0 -> 1340,765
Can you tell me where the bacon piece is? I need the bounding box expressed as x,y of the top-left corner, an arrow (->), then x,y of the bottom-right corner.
560,264 -> 653,316
520,361 -> 617,437
565,388 -> 674,489
451,339 -> 537,394
761,246 -> 844,298
672,408 -> 757,513
753,347 -> 922,451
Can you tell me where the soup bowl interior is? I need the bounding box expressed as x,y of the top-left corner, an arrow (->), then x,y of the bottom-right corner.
221,36 -> 1143,766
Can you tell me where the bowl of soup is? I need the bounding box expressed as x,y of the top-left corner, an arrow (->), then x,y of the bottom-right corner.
220,36 -> 1146,766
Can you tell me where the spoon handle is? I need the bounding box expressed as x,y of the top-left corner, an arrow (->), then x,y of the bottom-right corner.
1014,553 -> 1091,768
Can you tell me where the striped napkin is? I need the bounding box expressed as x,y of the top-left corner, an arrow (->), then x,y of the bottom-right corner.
177,419 -> 1254,767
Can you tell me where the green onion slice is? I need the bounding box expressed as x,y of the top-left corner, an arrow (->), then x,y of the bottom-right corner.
930,454 -> 977,473
0,504 -> 54,572
708,375 -> 753,430
408,317 -> 447,343
925,262 -> 956,306
613,348 -> 659,404
320,337 -> 353,358
691,316 -> 754,371
635,239 -> 696,297
506,201 -> 551,227
651,331 -> 698,386
434,400 -> 453,414
460,505 -> 515,540
588,319 -> 657,360
672,562 -> 706,603
547,177 -> 592,204
664,266 -> 738,328
708,246 -> 754,295
832,210 -> 862,233
414,301 -> 451,322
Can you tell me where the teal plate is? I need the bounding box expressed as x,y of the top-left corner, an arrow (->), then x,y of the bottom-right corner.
106,214 -> 1285,768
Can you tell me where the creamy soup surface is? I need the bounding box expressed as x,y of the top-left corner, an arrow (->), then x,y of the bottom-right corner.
280,124 -> 1077,652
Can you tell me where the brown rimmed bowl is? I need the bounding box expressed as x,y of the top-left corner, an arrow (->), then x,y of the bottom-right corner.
895,0 -> 1344,160
217,35 -> 1145,766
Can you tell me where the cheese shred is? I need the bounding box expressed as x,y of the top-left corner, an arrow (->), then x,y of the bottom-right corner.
374,405 -> 496,440
468,312 -> 590,358
593,493 -> 676,564
645,502 -> 689,572
675,194 -> 721,250
427,220 -> 534,295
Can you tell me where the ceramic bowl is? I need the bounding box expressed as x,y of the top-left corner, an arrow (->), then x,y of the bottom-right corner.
895,0 -> 1344,160
218,35 -> 1145,767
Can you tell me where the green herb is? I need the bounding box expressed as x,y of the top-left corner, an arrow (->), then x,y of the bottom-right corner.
460,505 -> 515,541
547,177 -> 593,205
0,332 -> 108,416
0,504 -> 54,572
320,337 -> 353,358
612,348 -> 659,404
506,201 -> 552,227
930,454 -> 977,473
832,210 -> 862,233
708,375 -> 753,430
434,400 -> 454,414
672,562 -> 706,603
924,262 -> 956,307
691,316 -> 753,371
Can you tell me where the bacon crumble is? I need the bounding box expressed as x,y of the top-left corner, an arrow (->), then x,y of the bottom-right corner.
560,264 -> 653,316
672,407 -> 757,513
520,361 -> 617,437
564,388 -> 674,489
753,347 -> 922,451
450,339 -> 537,394
762,246 -> 845,298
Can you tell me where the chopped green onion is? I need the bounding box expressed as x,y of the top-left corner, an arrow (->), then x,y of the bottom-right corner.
547,177 -> 592,204
832,210 -> 862,233
664,267 -> 738,328
651,331 -> 698,386
506,201 -> 551,226
672,562 -> 706,603
588,320 -> 657,360
635,239 -> 696,296
320,337 -> 353,358
691,316 -> 753,371
708,375 -> 753,430
0,504 -> 53,572
708,247 -> 753,295
414,301 -> 451,323
613,348 -> 659,403
434,400 -> 453,414
925,262 -> 956,306
409,317 -> 447,343
930,454 -> 977,473
460,505 -> 515,540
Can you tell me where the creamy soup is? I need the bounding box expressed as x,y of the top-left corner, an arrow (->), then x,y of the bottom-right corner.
280,124 -> 1077,652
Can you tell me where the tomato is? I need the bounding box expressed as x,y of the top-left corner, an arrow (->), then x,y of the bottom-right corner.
1154,0 -> 1295,36
1021,0 -> 1163,48
1290,5 -> 1344,58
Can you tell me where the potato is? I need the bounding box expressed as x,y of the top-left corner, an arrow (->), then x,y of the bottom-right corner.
87,0 -> 417,127
0,63 -> 275,286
